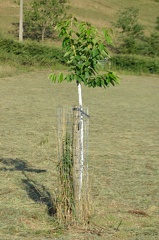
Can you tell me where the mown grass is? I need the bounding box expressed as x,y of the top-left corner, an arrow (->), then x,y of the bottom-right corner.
0,72 -> 159,239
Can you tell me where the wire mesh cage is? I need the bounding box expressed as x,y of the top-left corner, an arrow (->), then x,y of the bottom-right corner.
56,106 -> 90,224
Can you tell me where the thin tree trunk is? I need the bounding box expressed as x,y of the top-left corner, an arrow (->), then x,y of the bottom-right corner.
42,26 -> 46,42
77,82 -> 84,200
19,0 -> 23,42
77,81 -> 82,107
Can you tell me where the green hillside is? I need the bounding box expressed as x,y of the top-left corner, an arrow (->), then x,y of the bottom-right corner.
69,0 -> 159,34
0,0 -> 159,77
0,0 -> 159,37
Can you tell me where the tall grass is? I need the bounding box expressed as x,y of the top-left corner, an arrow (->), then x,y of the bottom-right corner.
56,108 -> 90,226
57,131 -> 75,224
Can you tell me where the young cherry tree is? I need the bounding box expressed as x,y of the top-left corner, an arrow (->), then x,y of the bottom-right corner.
50,17 -> 120,102
49,17 -> 120,223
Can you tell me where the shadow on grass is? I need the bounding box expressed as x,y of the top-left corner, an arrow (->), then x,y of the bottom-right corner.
0,157 -> 46,173
0,157 -> 56,216
22,172 -> 56,216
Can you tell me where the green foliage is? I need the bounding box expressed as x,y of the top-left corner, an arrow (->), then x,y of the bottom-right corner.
113,7 -> 144,54
0,34 -> 65,66
112,54 -> 159,74
118,31 -> 159,57
1,33 -> 158,75
114,7 -> 144,37
112,7 -> 159,58
147,32 -> 159,56
155,16 -> 159,30
50,18 -> 120,88
22,0 -> 68,41
110,33 -> 159,58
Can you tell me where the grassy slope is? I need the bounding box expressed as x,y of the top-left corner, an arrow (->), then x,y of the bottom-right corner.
0,0 -> 159,36
69,0 -> 159,34
0,72 -> 159,239
0,0 -> 19,35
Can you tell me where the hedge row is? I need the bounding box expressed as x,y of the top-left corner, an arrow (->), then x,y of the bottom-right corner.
0,35 -> 159,74
0,35 -> 65,66
111,54 -> 159,74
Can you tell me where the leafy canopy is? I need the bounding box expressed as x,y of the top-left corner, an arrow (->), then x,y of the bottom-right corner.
112,7 -> 145,54
49,17 -> 120,88
113,7 -> 144,38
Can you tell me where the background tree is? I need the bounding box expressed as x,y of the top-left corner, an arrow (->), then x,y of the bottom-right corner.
155,16 -> 159,31
23,0 -> 68,41
113,7 -> 144,54
147,31 -> 159,57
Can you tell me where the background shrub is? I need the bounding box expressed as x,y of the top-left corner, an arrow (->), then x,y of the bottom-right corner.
0,35 -> 65,66
112,54 -> 159,74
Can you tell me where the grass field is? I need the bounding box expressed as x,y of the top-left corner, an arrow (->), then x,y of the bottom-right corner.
0,71 -> 159,239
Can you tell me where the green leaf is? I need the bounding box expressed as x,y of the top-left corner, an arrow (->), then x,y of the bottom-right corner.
106,35 -> 112,45
85,71 -> 89,79
92,48 -> 99,58
103,29 -> 113,45
101,49 -> 108,58
64,51 -> 71,57
76,75 -> 82,83
49,73 -> 57,83
98,43 -> 104,52
58,72 -> 64,83
65,75 -> 71,82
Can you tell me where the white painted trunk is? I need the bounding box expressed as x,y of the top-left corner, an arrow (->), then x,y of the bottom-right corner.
77,82 -> 84,200
77,82 -> 82,107
19,0 -> 23,42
